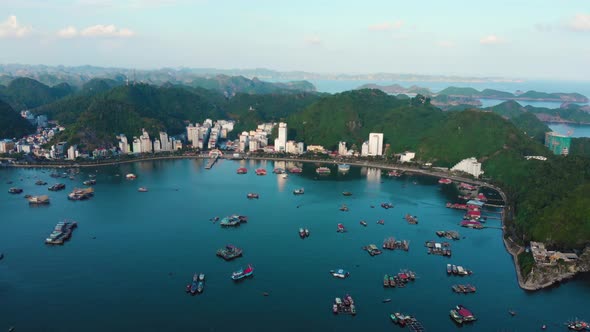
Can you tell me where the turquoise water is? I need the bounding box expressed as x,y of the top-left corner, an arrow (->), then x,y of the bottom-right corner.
548,123 -> 590,138
1,159 -> 589,332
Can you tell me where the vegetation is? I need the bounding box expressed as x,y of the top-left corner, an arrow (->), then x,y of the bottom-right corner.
0,99 -> 35,138
438,86 -> 588,102
0,77 -> 74,110
189,75 -> 316,95
518,251 -> 535,277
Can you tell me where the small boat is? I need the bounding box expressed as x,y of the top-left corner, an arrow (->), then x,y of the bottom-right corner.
439,178 -> 453,184
82,179 -> 96,186
282,174 -> 288,179
566,320 -> 590,331
28,195 -> 50,205
330,269 -> 350,279
342,191 -> 352,196
447,264 -> 452,274
198,273 -> 205,281
289,167 -> 302,174
293,188 -> 304,195
247,193 -> 259,199
360,220 -> 367,226
187,273 -> 199,295
452,265 -> 458,274
8,187 -> 23,194
48,183 -> 66,191
387,170 -> 402,177
337,223 -> 346,233
273,167 -> 285,174
316,167 -> 331,175
299,228 -> 306,238
337,164 -> 350,172
231,264 -> 254,281
255,168 -> 267,176
381,202 -> 394,209
339,204 -> 349,212
450,305 -> 476,324
138,187 -> 148,192
377,219 -> 384,225
509,310 -> 517,316
126,173 -> 137,179
382,298 -> 392,303
35,180 -> 47,185
236,167 -> 248,174
304,229 -> 310,237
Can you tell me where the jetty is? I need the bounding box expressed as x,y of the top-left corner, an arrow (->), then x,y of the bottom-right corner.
45,221 -> 77,245
425,241 -> 452,256
382,237 -> 409,251
332,294 -> 356,316
216,245 -> 243,261
205,155 -> 219,170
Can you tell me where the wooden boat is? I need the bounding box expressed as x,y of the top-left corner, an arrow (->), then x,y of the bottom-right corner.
138,187 -> 148,192
28,195 -> 50,205
360,220 -> 367,226
247,193 -> 259,199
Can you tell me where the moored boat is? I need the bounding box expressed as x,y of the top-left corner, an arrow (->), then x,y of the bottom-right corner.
439,178 -> 453,184
68,187 -> 94,200
8,187 -> 23,194
293,188 -> 304,195
299,228 -> 306,238
342,191 -> 352,196
381,202 -> 394,209
187,273 -> 199,295
304,229 -> 310,237
360,220 -> 367,226
28,195 -> 50,205
255,168 -> 267,176
450,305 -> 476,324
35,180 -> 47,185
316,167 -> 331,175
82,179 -> 96,186
330,269 -> 350,279
447,264 -> 452,274
247,192 -> 259,199
216,245 -> 243,260
337,164 -> 350,172
138,187 -> 148,192
45,221 -> 77,245
236,167 -> 248,174
289,167 -> 302,174
126,173 -> 137,179
48,183 -> 66,191
273,167 -> 285,174
231,264 -> 254,281
566,320 -> 590,331
337,223 -> 346,233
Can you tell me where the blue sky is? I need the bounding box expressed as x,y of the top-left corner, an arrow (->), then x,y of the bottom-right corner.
1,0 -> 589,79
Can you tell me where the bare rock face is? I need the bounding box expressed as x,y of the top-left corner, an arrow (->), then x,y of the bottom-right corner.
576,247 -> 590,273
522,247 -> 590,290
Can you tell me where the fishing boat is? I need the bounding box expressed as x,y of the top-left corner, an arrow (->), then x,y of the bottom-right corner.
329,269 -> 350,279
197,273 -> 205,293
28,195 -> 50,205
315,167 -> 331,175
337,164 -> 350,172
187,273 -> 199,295
82,179 -> 96,186
438,178 -> 453,184
125,173 -> 137,179
45,221 -> 77,245
35,180 -> 47,185
566,320 -> 590,331
404,214 -> 418,224
255,168 -> 267,176
304,229 -> 310,237
273,167 -> 285,174
382,298 -> 391,303
247,193 -> 259,199
299,228 -> 306,238
48,183 -> 66,191
220,215 -> 248,227
447,264 -> 452,274
381,202 -> 394,209
377,219 -> 384,225
339,204 -> 349,212
236,167 -> 248,174
216,245 -> 243,260
231,264 -> 254,281
8,187 -> 23,194
138,187 -> 148,192
450,305 -> 476,324
360,220 -> 367,227
342,191 -> 352,196
289,167 -> 302,174
68,187 -> 94,200
383,274 -> 390,287
336,223 -> 346,233
293,188 -> 304,195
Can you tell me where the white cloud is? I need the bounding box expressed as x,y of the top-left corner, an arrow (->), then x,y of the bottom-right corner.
368,21 -> 404,32
567,13 -> 590,32
0,15 -> 32,38
80,24 -> 135,37
58,26 -> 78,38
304,35 -> 323,46
480,35 -> 504,45
436,40 -> 455,48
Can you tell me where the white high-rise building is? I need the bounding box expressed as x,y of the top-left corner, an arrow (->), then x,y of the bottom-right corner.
249,140 -> 259,152
338,141 -> 347,155
67,145 -> 78,160
159,132 -> 171,151
274,122 -> 287,152
186,124 -> 199,148
118,134 -> 130,154
451,157 -> 484,178
361,141 -> 369,156
140,129 -> 152,153
239,131 -> 249,152
153,139 -> 161,153
132,137 -> 142,154
368,133 -> 383,156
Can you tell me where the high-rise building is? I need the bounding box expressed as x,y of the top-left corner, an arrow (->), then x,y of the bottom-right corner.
159,132 -> 171,151
368,133 -> 383,156
132,137 -> 142,154
186,124 -> 200,148
153,139 -> 161,152
274,122 -> 287,152
545,132 -> 571,155
67,145 -> 78,160
338,141 -> 347,155
361,141 -> 369,156
140,129 -> 152,153
249,139 -> 259,152
118,134 -> 130,154
0,139 -> 15,153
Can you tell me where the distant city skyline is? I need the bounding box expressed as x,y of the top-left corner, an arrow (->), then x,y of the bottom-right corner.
1,0 -> 589,80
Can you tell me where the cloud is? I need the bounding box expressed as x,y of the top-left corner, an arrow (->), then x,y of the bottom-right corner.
0,15 -> 32,38
567,13 -> 590,32
436,40 -> 455,48
304,35 -> 323,46
534,23 -> 553,33
368,21 -> 404,32
480,35 -> 504,45
57,26 -> 78,38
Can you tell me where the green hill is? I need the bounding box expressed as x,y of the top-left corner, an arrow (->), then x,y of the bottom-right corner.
437,86 -> 481,97
480,89 -> 514,98
0,77 -> 74,110
487,100 -> 526,118
510,112 -> 551,142
190,75 -> 316,95
0,99 -> 35,139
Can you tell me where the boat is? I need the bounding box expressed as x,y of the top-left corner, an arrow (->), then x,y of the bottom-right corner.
315,167 -> 331,175
48,183 -> 66,191
126,173 -> 137,179
35,180 -> 47,185
273,167 -> 285,174
0,253 -> 4,260
82,179 -> 96,186
197,281 -> 204,293
339,204 -> 349,212
447,264 -> 452,274
293,188 -> 304,195
342,191 -> 352,196
68,187 -> 94,200
289,167 -> 302,174
383,274 -> 390,287
336,223 -> 346,233
438,178 -> 453,184
450,305 -> 476,324
220,215 -> 248,227
330,269 -> 350,279
255,168 -> 267,176
299,228 -> 306,238
387,170 -> 402,177
216,245 -> 243,260
381,202 -> 394,209
382,298 -> 391,303
304,229 -> 310,237
377,219 -> 384,225
45,221 -> 77,245
509,310 -> 517,317
187,273 -> 199,295
337,164 -> 350,172
360,220 -> 367,226
247,193 -> 259,199
236,167 -> 248,174
8,187 -> 23,194
452,265 -> 458,274
28,195 -> 50,205
198,273 -> 205,281
138,187 -> 148,192
282,174 -> 288,179
404,214 -> 418,224
231,264 -> 254,281
566,320 -> 590,331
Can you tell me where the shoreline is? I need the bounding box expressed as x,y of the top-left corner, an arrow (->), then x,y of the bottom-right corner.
2,154 -> 537,290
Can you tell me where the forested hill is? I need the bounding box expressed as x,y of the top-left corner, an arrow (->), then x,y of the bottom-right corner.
0,99 -> 35,139
0,77 -> 74,111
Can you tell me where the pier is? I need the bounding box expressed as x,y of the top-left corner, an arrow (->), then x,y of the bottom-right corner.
205,155 -> 219,169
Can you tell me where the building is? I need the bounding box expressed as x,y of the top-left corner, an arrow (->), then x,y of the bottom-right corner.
0,139 -> 15,153
451,157 -> 484,178
238,131 -> 249,152
36,115 -> 48,128
306,145 -> 325,153
368,133 -> 383,156
400,151 -> 416,163
361,141 -> 369,157
67,145 -> 78,160
159,132 -> 171,151
172,138 -> 183,150
249,139 -> 259,152
140,129 -> 152,153
132,137 -> 142,154
274,122 -> 287,152
118,134 -> 130,154
50,142 -> 67,159
338,141 -> 347,155
153,139 -> 161,153
545,132 -> 571,155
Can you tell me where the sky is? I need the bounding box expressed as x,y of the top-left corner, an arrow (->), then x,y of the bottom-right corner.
1,0 -> 589,80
